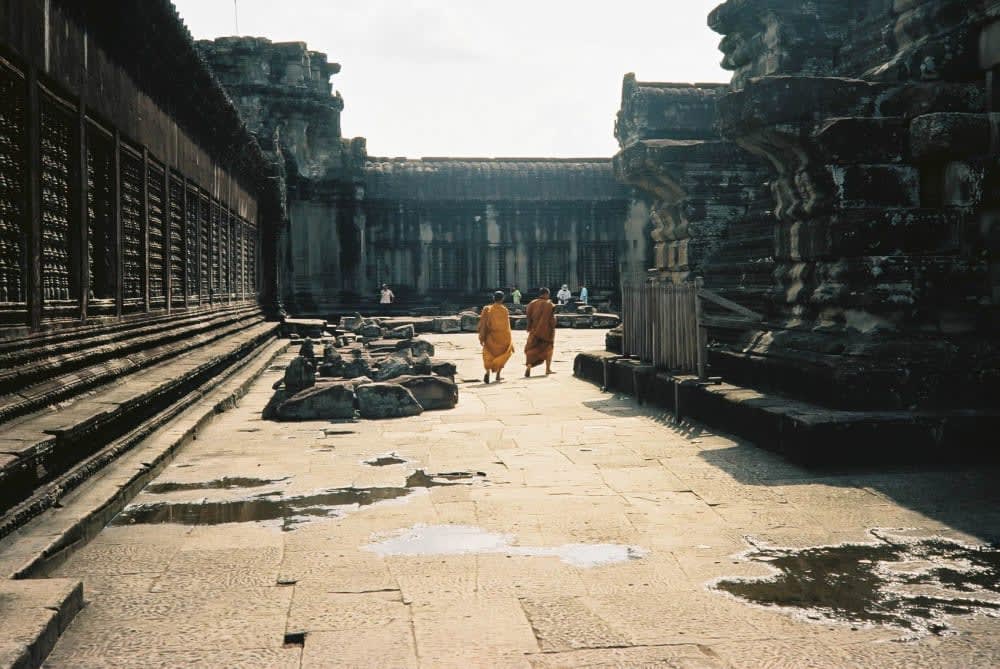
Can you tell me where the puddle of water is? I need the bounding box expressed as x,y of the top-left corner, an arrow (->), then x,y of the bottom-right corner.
365,454 -> 407,467
713,530 -> 1000,638
113,486 -> 412,531
404,470 -> 481,488
145,477 -> 290,494
112,471 -> 484,532
365,524 -> 646,568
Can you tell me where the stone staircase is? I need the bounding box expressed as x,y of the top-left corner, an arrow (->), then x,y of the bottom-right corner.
0,306 -> 278,535
574,351 -> 1000,466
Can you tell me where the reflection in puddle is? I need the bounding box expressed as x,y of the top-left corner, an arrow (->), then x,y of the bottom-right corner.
404,470 -> 482,488
713,530 -> 1000,638
145,477 -> 290,494
112,471 -> 483,532
365,454 -> 407,467
365,524 -> 646,568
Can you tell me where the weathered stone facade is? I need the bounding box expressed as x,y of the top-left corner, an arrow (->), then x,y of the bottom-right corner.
197,37 -> 368,314
199,39 -> 645,313
0,3 -> 280,335
614,75 -> 773,318
364,157 -> 641,305
617,0 -> 1000,412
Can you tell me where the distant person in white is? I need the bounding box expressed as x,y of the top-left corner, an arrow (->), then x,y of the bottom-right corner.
379,284 -> 394,314
579,285 -> 588,304
556,284 -> 572,305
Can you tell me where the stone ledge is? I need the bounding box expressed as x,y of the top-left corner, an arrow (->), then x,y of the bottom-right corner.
0,309 -> 266,424
574,351 -> 1000,466
0,337 -> 290,583
0,324 -> 282,538
0,578 -> 82,669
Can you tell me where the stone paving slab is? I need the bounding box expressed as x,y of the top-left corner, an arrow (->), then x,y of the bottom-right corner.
5,330 -> 1000,668
0,578 -> 82,669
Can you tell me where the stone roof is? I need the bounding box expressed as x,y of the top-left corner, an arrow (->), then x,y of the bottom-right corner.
615,74 -> 728,148
363,158 -> 628,202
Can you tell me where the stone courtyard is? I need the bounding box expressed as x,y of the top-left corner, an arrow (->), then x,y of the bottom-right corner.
26,330 -> 1000,668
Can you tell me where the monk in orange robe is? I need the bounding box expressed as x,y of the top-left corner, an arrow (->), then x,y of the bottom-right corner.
478,290 -> 514,384
524,287 -> 556,377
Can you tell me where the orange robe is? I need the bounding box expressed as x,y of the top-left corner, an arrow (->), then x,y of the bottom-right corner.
478,303 -> 514,373
524,298 -> 556,368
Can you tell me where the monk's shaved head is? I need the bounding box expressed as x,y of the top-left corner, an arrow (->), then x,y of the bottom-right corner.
539,287 -> 550,296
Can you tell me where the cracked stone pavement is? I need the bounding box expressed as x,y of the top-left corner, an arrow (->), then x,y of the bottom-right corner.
41,330 -> 1000,668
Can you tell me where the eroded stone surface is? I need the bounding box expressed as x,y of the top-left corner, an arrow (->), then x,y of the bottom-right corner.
356,383 -> 423,419
389,375 -> 458,411
34,332 -> 1000,668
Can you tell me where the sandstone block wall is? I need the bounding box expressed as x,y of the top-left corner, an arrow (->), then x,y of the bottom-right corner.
617,0 -> 1000,411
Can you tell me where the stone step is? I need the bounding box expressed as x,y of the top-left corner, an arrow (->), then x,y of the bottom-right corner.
0,305 -> 260,397
0,578 -> 82,669
573,351 -> 1000,465
0,311 -> 265,426
0,320 -> 277,518
0,337 -> 290,581
0,303 -> 254,358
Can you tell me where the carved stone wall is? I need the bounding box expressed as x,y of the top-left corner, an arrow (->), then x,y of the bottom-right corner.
0,0 -> 281,337
704,0 -> 1000,410
613,75 -> 773,321
198,37 -> 367,313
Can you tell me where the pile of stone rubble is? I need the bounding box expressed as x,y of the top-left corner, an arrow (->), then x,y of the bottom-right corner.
266,318 -> 458,421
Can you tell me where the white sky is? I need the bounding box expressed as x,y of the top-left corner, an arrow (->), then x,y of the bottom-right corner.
172,0 -> 729,158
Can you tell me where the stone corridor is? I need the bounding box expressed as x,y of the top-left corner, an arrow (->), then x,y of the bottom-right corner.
38,331 -> 1000,668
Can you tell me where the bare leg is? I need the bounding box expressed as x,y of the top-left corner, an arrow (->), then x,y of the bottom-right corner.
545,352 -> 553,375
524,366 -> 530,378
483,371 -> 490,384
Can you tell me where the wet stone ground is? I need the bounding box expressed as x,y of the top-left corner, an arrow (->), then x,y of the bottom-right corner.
43,331 -> 1000,668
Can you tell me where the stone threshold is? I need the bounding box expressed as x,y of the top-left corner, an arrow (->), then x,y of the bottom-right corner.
0,338 -> 289,669
574,351 -> 1000,466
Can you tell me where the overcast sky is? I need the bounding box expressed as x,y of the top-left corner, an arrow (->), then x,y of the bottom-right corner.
172,0 -> 729,158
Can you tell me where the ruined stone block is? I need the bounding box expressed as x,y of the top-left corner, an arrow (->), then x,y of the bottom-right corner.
389,375 -> 459,411
373,352 -> 412,382
356,383 -> 423,419
340,316 -> 365,332
433,317 -> 461,333
275,383 -> 356,421
283,356 -> 316,394
297,338 -> 316,359
460,312 -> 480,332
358,323 -> 384,339
399,338 -> 435,358
430,360 -> 458,379
593,314 -> 622,329
282,318 -> 327,337
341,350 -> 372,380
387,324 -> 415,339
556,315 -> 575,328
